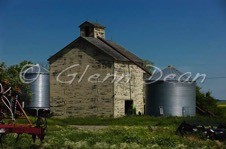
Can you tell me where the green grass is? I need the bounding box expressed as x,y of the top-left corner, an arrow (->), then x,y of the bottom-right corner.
2,116 -> 226,148
48,116 -> 226,126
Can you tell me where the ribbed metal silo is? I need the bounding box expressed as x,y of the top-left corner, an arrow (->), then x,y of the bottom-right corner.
145,66 -> 196,116
23,64 -> 50,116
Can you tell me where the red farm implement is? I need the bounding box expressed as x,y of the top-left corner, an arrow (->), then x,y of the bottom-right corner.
0,81 -> 47,144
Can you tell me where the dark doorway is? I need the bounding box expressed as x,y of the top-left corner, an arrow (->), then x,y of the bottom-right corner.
125,100 -> 133,115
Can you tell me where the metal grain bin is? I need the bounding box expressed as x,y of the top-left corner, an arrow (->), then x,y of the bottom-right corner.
145,66 -> 196,116
23,64 -> 50,116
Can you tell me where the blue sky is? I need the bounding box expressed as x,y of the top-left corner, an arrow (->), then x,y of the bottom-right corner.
1,0 -> 226,99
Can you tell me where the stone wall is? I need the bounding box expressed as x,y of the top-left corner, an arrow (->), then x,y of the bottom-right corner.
49,40 -> 114,117
113,62 -> 144,117
94,27 -> 105,38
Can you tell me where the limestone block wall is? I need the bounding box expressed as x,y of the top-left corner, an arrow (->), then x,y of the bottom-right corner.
94,27 -> 105,38
49,40 -> 114,117
113,62 -> 144,117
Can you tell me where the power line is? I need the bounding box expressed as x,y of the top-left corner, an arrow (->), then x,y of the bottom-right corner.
205,77 -> 226,79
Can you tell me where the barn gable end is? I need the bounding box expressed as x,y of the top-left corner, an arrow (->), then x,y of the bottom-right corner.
48,21 -> 144,117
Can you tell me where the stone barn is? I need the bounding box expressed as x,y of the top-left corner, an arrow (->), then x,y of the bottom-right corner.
48,21 -> 145,117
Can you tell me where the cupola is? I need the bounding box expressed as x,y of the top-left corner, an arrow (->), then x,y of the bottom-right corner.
79,21 -> 105,39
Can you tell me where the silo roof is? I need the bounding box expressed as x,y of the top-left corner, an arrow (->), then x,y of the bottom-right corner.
23,64 -> 49,74
149,66 -> 193,82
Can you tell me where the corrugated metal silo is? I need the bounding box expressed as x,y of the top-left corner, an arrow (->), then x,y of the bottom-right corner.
145,66 -> 196,116
23,64 -> 50,116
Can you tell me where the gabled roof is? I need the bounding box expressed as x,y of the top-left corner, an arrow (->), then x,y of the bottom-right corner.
48,36 -> 142,63
79,21 -> 105,29
104,40 -> 142,62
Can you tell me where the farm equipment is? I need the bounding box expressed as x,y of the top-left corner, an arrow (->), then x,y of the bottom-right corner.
0,80 -> 47,144
176,120 -> 226,140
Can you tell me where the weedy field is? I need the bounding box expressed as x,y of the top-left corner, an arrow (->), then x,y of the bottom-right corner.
218,101 -> 226,117
1,116 -> 226,149
217,100 -> 226,107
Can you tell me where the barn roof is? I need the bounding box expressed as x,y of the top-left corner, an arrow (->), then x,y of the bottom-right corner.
79,21 -> 106,29
48,36 -> 142,63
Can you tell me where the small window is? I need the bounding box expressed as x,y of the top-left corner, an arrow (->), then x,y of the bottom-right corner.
159,106 -> 164,116
85,26 -> 90,36
182,106 -> 189,116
